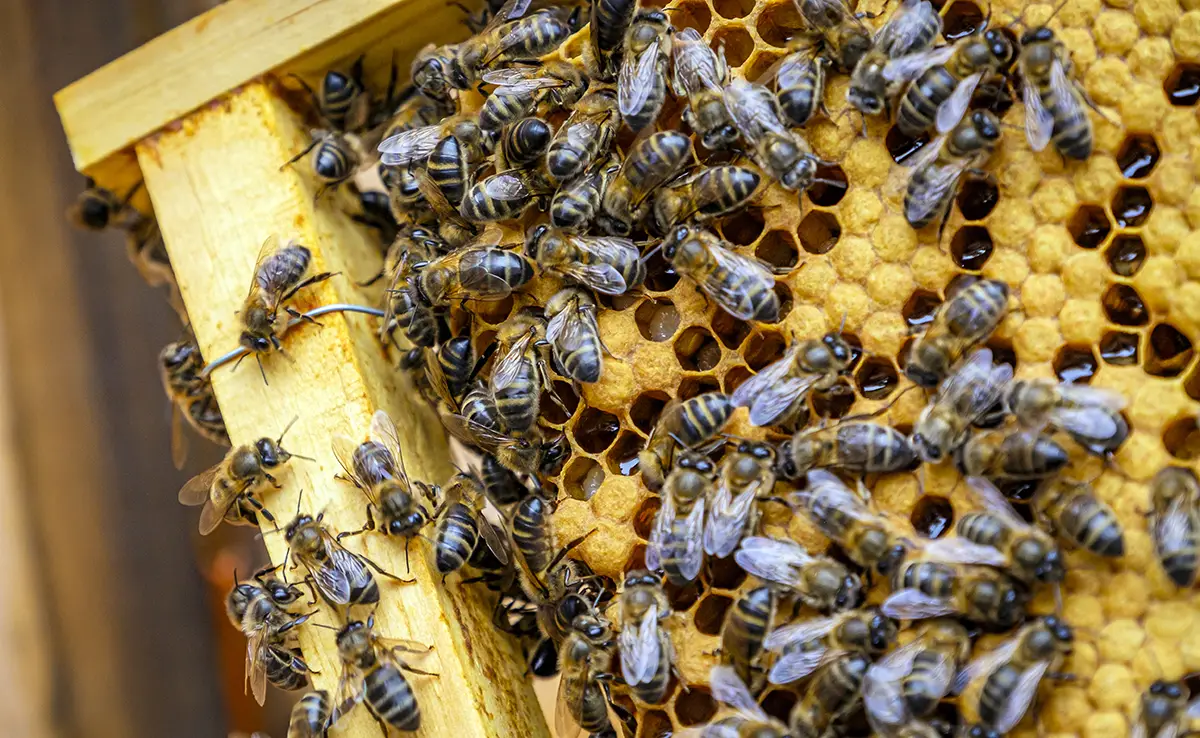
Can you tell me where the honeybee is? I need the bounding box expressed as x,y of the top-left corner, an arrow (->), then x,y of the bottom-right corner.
789,652 -> 872,738
883,550 -> 1027,629
672,27 -> 738,149
587,0 -> 639,81
955,429 -> 1069,481
525,224 -> 645,295
551,155 -> 621,231
283,128 -> 366,200
160,336 -> 229,468
288,690 -> 333,738
720,586 -> 777,696
647,451 -> 717,585
776,48 -> 833,128
735,536 -> 862,613
1005,378 -> 1129,459
903,110 -> 1001,232
846,0 -> 942,117
732,332 -> 855,428
417,245 -> 535,307
460,167 -> 554,222
619,10 -> 672,132
385,165 -> 428,216
961,477 -> 1066,584
288,58 -> 372,133
892,28 -> 1015,137
703,441 -> 778,558
411,42 -> 460,110
704,664 -> 792,738
956,616 -> 1074,734
557,613 -> 621,737
1019,25 -> 1093,160
777,422 -> 920,480
790,470 -> 910,574
912,348 -> 1013,463
497,116 -> 554,170
481,452 -> 529,508
546,88 -> 621,185
639,391 -> 734,491
69,177 -> 140,231
429,335 -> 478,407
1035,479 -> 1125,558
651,165 -> 761,234
764,608 -> 896,684
236,235 -> 333,373
599,130 -> 694,235
379,113 -> 490,172
431,471 -> 509,577
329,615 -> 436,733
451,6 -> 574,90
178,420 -> 302,534
1133,679 -> 1192,738
229,571 -> 317,705
618,570 -> 674,704
225,569 -> 308,635
1150,467 -> 1200,587
659,224 -> 781,322
545,287 -> 607,384
723,77 -> 820,191
480,60 -> 587,133
490,312 -> 557,432
795,0 -> 873,71
442,386 -> 570,476
863,619 -> 971,733
904,277 -> 1009,388
416,142 -> 483,249
376,237 -> 440,349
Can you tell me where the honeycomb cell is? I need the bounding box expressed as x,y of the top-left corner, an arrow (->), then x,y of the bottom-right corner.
811,379 -> 856,419
1053,344 -> 1099,384
855,356 -> 899,399
664,578 -> 703,612
574,407 -> 620,453
626,543 -> 648,573
1096,9 -> 1140,53
711,26 -> 754,67
1164,62 -> 1200,104
1068,204 -> 1113,248
902,289 -> 942,330
630,391 -> 669,434
1144,323 -> 1195,377
761,690 -> 798,724
1101,283 -> 1150,326
1112,186 -> 1154,227
755,0 -> 805,47
677,375 -> 721,400
943,0 -> 985,39
743,49 -> 786,82
755,230 -> 799,270
808,162 -> 849,206
986,338 -> 1018,370
950,226 -> 994,271
708,555 -> 748,589
632,497 -> 660,541
1116,134 -> 1162,178
674,326 -> 723,371
722,209 -> 765,246
711,309 -> 751,349
1186,363 -> 1200,401
639,709 -> 672,738
563,456 -> 605,501
636,298 -> 681,342
671,0 -> 713,33
607,431 -> 643,475
713,0 -> 755,18
1100,330 -> 1141,365
643,248 -> 680,292
693,594 -> 732,635
910,496 -> 954,538
1105,233 -> 1146,276
798,210 -> 841,254
956,177 -> 1000,221
475,294 -> 514,324
773,282 -> 794,323
723,365 -> 753,395
542,381 -> 580,425
674,688 -> 717,726
742,330 -> 786,371
885,126 -> 930,164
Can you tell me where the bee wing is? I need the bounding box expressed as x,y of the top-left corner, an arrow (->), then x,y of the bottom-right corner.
501,77 -> 565,95
731,346 -> 800,419
735,535 -> 813,587
477,514 -> 511,566
178,464 -> 220,506
1155,496 -> 1194,565
864,639 -> 924,728
483,171 -> 534,200
333,434 -> 372,493
679,498 -> 707,581
442,411 -> 511,451
1052,407 -> 1120,439
881,588 -> 956,620
966,476 -> 1027,527
939,349 -> 1011,420
490,331 -> 535,396
919,537 -> 1010,568
556,263 -> 628,295
994,662 -> 1051,734
620,38 -> 663,118
554,668 -> 589,738
702,244 -> 777,322
704,488 -> 757,557
724,78 -> 786,139
709,665 -> 772,723
245,630 -> 270,706
481,67 -> 532,86
645,494 -> 676,572
245,234 -> 282,305
901,131 -> 945,170
904,158 -> 968,225
198,495 -> 233,536
378,124 -> 441,167
547,304 -> 597,359
620,603 -> 663,685
952,635 -> 1021,694
763,614 -> 841,652
1187,698 -> 1200,719
882,46 -> 955,83
1057,384 -> 1128,411
673,30 -> 723,94
935,71 -> 983,135
769,644 -> 846,685
370,409 -> 407,484
308,542 -> 356,605
875,0 -> 941,56
1022,73 -> 1055,152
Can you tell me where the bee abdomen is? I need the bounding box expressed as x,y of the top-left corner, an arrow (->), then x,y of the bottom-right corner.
1049,98 -> 1092,160
365,664 -> 421,731
675,392 -> 734,446
435,502 -> 480,574
631,632 -> 671,703
945,280 -> 1008,338
957,512 -> 1009,549
1160,541 -> 1199,587
558,338 -> 602,384
493,363 -> 538,431
314,140 -> 354,183
1064,496 -> 1125,557
903,652 -> 945,717
579,682 -> 612,731
427,136 -> 469,206
266,646 -> 311,691
261,246 -> 312,291
898,66 -> 957,135
840,423 -> 919,473
978,664 -> 1021,727
481,453 -> 527,507
480,89 -> 535,133
512,495 -> 553,571
289,690 -> 332,738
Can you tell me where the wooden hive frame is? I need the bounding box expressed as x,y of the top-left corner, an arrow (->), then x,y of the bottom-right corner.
55,1 -> 551,736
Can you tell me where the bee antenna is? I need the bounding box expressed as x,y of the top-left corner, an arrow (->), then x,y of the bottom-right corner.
311,622 -> 340,631
232,568 -> 241,585
838,311 -> 848,332
255,354 -> 269,385
296,488 -> 305,516
277,416 -> 301,445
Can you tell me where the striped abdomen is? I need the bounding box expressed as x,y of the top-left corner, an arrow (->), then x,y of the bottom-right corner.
437,337 -> 475,398
427,135 -> 469,206
312,138 -> 356,184
288,690 -> 331,738
897,65 -> 958,136
631,629 -> 671,704
977,663 -> 1022,728
1157,509 -> 1200,586
903,650 -> 950,717
671,392 -> 734,447
512,495 -> 554,573
957,512 -> 1013,550
493,356 -> 538,432
481,453 -> 527,507
435,502 -> 480,574
480,87 -> 536,133
1039,77 -> 1092,160
590,0 -> 638,78
777,51 -> 826,127
390,286 -> 437,348
895,561 -> 957,598
944,279 -> 1008,339
265,646 -> 311,691
365,663 -> 420,731
835,422 -> 919,473
722,586 -> 773,690
1056,491 -> 1124,556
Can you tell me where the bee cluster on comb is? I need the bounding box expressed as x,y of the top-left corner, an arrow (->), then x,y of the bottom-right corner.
70,0 -> 1200,734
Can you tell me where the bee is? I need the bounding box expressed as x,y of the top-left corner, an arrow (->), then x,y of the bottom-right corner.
177,420 -> 302,534
330,615 -> 436,733
883,550 -> 1027,629
619,10 -> 673,132
1019,25 -> 1093,160
1133,679 -> 1191,738
255,644 -> 315,702
288,58 -> 371,133
480,452 -> 528,508
557,613 -> 620,737
659,224 -> 781,322
451,5 -> 574,90
350,186 -> 400,247
618,570 -> 674,704
509,485 -> 568,580
288,690 -> 332,738
545,287 -> 607,385
1005,378 -> 1129,459
777,422 -> 920,481
704,441 -> 778,558
639,391 -> 734,491
385,165 -> 428,216
525,224 -> 646,295
600,130 -> 693,235
376,237 -> 440,349
904,277 -> 1009,388
159,337 -> 229,468
789,652 -> 873,738
498,116 -> 554,170
671,27 -> 738,149
893,28 -> 1015,137
955,429 -> 1069,481
903,110 -> 1002,232
960,477 -> 1066,584
480,61 -> 587,133
417,245 -> 535,307
764,608 -> 897,684
429,335 -> 478,407
776,48 -> 833,127
587,0 -> 639,81
546,88 -> 621,185
443,386 -> 570,477
1035,479 -> 1125,558
956,616 -> 1074,734
225,569 -> 308,635
647,451 -> 717,585
416,142 -> 485,249
460,167 -> 554,222
651,165 -> 761,234
431,471 -> 509,577
735,536 -> 863,613
724,77 -> 820,191
846,0 -> 942,117
731,332 -> 855,428
378,90 -> 443,143
68,177 -> 140,231
411,42 -> 460,110
551,155 -> 621,231
489,312 -> 557,432
706,664 -> 792,738
378,115 -> 489,170
1150,467 -> 1200,587
863,619 -> 971,733
912,348 -> 1013,463
790,470 -> 910,574
720,586 -> 777,696
283,128 -> 365,200
229,572 -> 317,705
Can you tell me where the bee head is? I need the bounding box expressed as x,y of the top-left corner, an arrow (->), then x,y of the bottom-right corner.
77,195 -> 113,230
1029,542 -> 1065,582
822,332 -> 853,365
539,433 -> 570,475
984,29 -> 1015,65
623,570 -> 660,589
255,437 -> 285,467
972,111 -> 1002,142
284,514 -> 314,542
782,157 -> 818,191
391,511 -> 425,535
1020,26 -> 1056,46
702,124 -> 740,151
847,88 -> 884,116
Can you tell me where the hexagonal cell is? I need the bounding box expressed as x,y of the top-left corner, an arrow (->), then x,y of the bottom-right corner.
1185,364 -> 1200,402
723,365 -> 754,395
744,50 -> 787,83
678,375 -> 721,399
474,294 -> 514,324
643,247 -> 680,292
607,431 -> 644,475
1099,330 -> 1140,366
597,292 -> 639,311
1164,62 -> 1200,106
985,339 -> 1017,371
636,298 -> 681,341
743,330 -> 786,370
711,26 -> 754,68
903,289 -> 943,330
886,126 -> 931,164
712,309 -> 752,349
956,177 -> 1000,221
842,333 -> 864,371
1053,345 -> 1098,384
675,326 -> 723,371
773,282 -> 794,324
1101,283 -> 1149,327
563,457 -> 605,501
541,381 -> 580,425
1105,234 -> 1146,278
630,391 -> 670,434
1068,204 -> 1112,249
625,543 -> 649,573
856,356 -> 900,399
1145,323 -> 1194,378
1116,134 -> 1161,179
674,688 -> 718,726
640,709 -> 673,738
942,0 -> 984,39
811,379 -> 857,419
670,0 -> 713,34
1163,416 -> 1200,461
633,497 -> 661,539
693,594 -> 733,635
1112,186 -> 1153,228
950,225 -> 994,271
708,555 -> 748,589
663,579 -> 703,611
762,689 -> 798,724
798,210 -> 841,254
756,229 -> 800,270
911,496 -> 954,538
721,208 -> 765,245
573,407 -> 620,453
808,162 -> 849,207
755,0 -> 806,47
713,0 -> 755,17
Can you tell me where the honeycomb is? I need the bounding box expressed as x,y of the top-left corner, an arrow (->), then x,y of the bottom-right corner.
438,0 -> 1200,733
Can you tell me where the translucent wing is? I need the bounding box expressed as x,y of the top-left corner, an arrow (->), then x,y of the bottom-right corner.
310,549 -> 354,605
673,29 -> 723,94
709,665 -> 772,723
1052,407 -> 1120,439
557,262 -> 628,295
1155,496 -> 1194,567
645,494 -> 676,572
864,639 -> 925,728
904,159 -> 968,225
482,67 -> 532,85
938,349 -> 1011,420
678,499 -> 707,581
333,433 -> 372,494
704,488 -> 756,557
490,331 -> 536,396
882,46 -> 955,83
246,234 -> 282,305
920,537 -> 1010,568
724,78 -> 787,141
1057,383 -> 1127,411
483,171 -> 533,200
881,589 -> 955,620
453,248 -> 525,299
441,411 -> 517,452
699,243 -> 777,322
554,668 -> 589,738
901,131 -> 945,170
179,464 -> 219,506
198,494 -> 235,536
564,118 -> 601,151
764,614 -> 841,652
935,72 -> 983,134
876,0 -> 941,56
620,603 -> 663,685
246,629 -> 269,706
620,39 -> 662,118
966,476 -> 1027,527
994,662 -> 1051,734
775,50 -> 817,91
378,125 -> 441,166
370,410 -> 406,485
769,645 -> 845,684
952,635 -> 1021,694
1022,74 -> 1054,152
731,344 -> 818,427
1050,56 -> 1085,128
477,515 -> 511,566
547,305 -> 599,368
735,536 -> 814,587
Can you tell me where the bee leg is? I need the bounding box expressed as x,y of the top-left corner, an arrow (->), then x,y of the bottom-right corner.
281,136 -> 321,171
337,507 -> 376,541
361,551 -> 417,584
281,270 -> 337,304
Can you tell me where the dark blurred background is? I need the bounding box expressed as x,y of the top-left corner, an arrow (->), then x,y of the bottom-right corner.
0,1 -> 291,736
